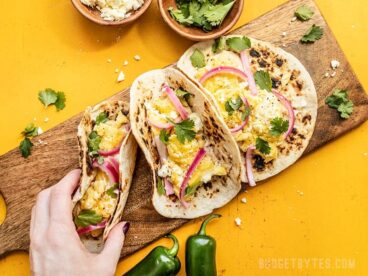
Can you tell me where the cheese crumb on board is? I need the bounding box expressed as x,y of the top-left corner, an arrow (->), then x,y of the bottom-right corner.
330,60 -> 340,69
235,217 -> 242,226
123,60 -> 129,66
44,117 -> 49,122
134,55 -> 141,61
241,197 -> 247,204
117,71 -> 125,82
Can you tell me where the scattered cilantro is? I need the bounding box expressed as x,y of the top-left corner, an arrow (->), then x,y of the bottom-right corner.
295,5 -> 314,21
22,123 -> 39,138
225,97 -> 243,115
175,88 -> 192,101
325,89 -> 354,119
254,70 -> 272,92
38,88 -> 66,111
96,112 -> 108,125
226,36 -> 251,53
97,156 -> 104,165
171,119 -> 196,144
159,129 -> 170,144
19,138 -> 33,158
106,184 -> 119,198
256,137 -> 271,155
74,209 -> 103,227
212,37 -> 227,53
269,117 -> 289,136
157,177 -> 166,196
88,131 -> 101,155
300,24 -> 323,43
169,0 -> 235,32
185,184 -> 198,196
241,107 -> 251,121
190,49 -> 206,68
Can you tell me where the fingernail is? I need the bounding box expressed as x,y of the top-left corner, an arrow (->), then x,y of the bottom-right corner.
123,222 -> 130,235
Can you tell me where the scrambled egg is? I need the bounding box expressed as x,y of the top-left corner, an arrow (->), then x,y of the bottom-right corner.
94,112 -> 128,150
80,171 -> 118,219
198,50 -> 287,162
150,89 -> 227,198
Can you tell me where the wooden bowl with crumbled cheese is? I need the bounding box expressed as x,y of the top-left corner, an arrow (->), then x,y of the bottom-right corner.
71,0 -> 152,25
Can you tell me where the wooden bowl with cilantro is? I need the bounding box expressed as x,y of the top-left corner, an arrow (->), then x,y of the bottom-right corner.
158,0 -> 243,41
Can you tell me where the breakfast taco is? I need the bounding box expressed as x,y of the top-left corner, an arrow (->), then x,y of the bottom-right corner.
72,100 -> 137,252
130,68 -> 242,218
177,35 -> 317,185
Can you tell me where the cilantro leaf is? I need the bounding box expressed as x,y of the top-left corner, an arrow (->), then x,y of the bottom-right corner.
88,131 -> 101,154
175,88 -> 192,101
190,49 -> 206,68
173,119 -> 196,144
38,88 -> 58,107
269,117 -> 289,136
22,123 -> 39,138
226,36 -> 251,53
241,107 -> 251,121
38,88 -> 66,111
203,1 -> 235,26
185,184 -> 198,196
159,129 -> 170,144
74,209 -> 103,228
300,24 -> 323,43
19,138 -> 33,158
212,37 -> 227,53
256,137 -> 271,155
106,184 -> 119,198
95,112 -> 108,125
54,92 -> 66,111
295,5 -> 314,21
169,7 -> 194,25
225,97 -> 243,115
254,70 -> 272,91
157,177 -> 166,196
326,89 -> 354,119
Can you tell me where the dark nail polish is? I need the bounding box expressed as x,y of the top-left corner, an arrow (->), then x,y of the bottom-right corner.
123,222 -> 130,235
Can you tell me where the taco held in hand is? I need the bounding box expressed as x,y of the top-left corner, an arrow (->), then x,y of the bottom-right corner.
130,68 -> 242,218
178,35 -> 317,185
72,101 -> 137,252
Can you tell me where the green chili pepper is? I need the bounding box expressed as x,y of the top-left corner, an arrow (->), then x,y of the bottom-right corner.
123,234 -> 181,276
185,214 -> 221,276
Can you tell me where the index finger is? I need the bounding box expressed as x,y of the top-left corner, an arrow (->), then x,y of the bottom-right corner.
49,169 -> 81,225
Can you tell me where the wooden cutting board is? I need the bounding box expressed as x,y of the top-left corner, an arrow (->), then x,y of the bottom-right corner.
1,0 -> 367,258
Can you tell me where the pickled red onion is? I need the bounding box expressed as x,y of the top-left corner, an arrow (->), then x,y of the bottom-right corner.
154,135 -> 167,162
230,97 -> 250,133
163,84 -> 189,120
98,144 -> 121,157
92,157 -> 119,184
148,119 -> 173,129
240,51 -> 258,95
245,145 -> 256,187
199,66 -> 248,84
164,178 -> 174,196
272,89 -> 295,139
77,220 -> 107,235
179,148 -> 207,208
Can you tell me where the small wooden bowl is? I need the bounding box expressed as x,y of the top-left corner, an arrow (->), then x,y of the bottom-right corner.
71,0 -> 152,26
158,0 -> 243,41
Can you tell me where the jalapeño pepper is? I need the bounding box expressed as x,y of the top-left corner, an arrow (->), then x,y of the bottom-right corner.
123,234 -> 181,276
185,214 -> 221,276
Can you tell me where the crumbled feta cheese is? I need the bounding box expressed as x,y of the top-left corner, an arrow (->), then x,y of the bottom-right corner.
281,32 -> 287,37
37,127 -> 43,135
169,111 -> 178,120
235,217 -> 242,226
158,163 -> 171,178
291,16 -> 297,22
189,113 -> 203,132
107,58 -> 112,63
123,60 -> 129,66
282,44 -> 287,47
330,60 -> 340,69
324,72 -> 330,78
44,117 -> 49,122
82,0 -> 144,21
330,71 -> 336,77
241,197 -> 247,204
117,71 -> 125,82
134,55 -> 141,61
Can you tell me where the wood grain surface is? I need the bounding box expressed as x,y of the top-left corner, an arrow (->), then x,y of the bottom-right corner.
1,0 -> 367,258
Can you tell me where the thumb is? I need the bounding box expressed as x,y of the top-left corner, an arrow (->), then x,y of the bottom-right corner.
99,221 -> 130,266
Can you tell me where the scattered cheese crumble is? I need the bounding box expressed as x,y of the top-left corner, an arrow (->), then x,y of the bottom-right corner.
330,71 -> 336,77
291,16 -> 297,22
123,60 -> 129,66
134,55 -> 141,61
235,217 -> 242,226
241,197 -> 247,204
330,60 -> 340,69
81,0 -> 144,21
37,127 -> 43,135
44,117 -> 49,122
117,71 -> 125,82
281,32 -> 287,37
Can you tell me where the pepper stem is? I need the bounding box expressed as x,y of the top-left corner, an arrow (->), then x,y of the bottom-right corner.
166,234 -> 179,257
198,214 -> 222,235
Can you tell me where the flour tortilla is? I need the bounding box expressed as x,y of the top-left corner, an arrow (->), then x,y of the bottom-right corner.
72,100 -> 137,253
130,68 -> 242,219
177,35 -> 317,183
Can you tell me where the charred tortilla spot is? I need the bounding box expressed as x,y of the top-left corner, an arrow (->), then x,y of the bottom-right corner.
302,114 -> 312,125
258,59 -> 267,68
271,78 -> 281,89
253,155 -> 265,171
276,59 -> 283,67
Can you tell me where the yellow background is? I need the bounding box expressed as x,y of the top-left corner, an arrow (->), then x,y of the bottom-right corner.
0,0 -> 367,275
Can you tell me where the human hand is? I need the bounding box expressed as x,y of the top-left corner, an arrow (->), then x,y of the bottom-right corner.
30,169 -> 129,276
